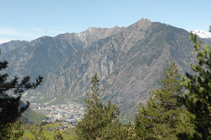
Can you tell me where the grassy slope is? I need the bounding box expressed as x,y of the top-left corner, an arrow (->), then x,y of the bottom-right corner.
21,108 -> 49,124
22,130 -> 75,140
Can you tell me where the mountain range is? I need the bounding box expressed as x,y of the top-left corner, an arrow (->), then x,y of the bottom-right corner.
0,40 -> 28,54
1,18 -> 210,117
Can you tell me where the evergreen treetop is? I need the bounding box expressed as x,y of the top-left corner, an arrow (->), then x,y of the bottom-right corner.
180,27 -> 211,139
135,62 -> 195,140
76,73 -> 120,140
0,51 -> 43,139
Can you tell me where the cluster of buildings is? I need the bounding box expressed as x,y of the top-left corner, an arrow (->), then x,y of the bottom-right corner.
30,102 -> 85,125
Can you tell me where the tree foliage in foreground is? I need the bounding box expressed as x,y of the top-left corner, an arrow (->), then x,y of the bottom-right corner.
102,121 -> 135,140
76,73 -> 127,140
135,62 -> 195,140
180,27 -> 211,139
31,127 -> 49,140
0,51 -> 43,139
53,131 -> 64,140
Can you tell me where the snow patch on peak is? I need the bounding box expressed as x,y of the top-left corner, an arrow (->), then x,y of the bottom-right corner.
192,30 -> 211,38
142,17 -> 150,21
88,27 -> 92,33
76,32 -> 86,41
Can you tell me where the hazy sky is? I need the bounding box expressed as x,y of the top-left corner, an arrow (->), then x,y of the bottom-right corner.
0,0 -> 210,44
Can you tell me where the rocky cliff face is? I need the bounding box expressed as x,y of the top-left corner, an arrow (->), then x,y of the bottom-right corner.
23,18 -> 199,116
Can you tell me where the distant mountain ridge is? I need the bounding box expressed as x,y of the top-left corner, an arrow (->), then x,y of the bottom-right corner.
0,18 -> 206,117
192,30 -> 211,38
0,40 -> 28,54
75,26 -> 125,46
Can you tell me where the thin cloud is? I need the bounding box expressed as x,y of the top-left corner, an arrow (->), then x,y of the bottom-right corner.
33,28 -> 43,32
48,29 -> 65,34
0,39 -> 12,44
0,28 -> 38,38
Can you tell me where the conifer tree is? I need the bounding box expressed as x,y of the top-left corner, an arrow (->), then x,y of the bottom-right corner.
0,51 -> 43,139
102,121 -> 135,140
135,62 -> 195,139
53,131 -> 64,140
180,27 -> 211,139
31,127 -> 49,140
9,119 -> 25,140
76,73 -> 119,140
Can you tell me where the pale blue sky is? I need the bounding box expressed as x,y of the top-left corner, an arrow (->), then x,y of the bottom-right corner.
0,0 -> 210,44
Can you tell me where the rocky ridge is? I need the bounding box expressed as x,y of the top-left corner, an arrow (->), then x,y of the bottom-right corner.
0,27 -> 124,80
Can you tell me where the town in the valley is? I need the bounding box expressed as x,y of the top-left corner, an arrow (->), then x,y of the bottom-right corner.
30,102 -> 85,126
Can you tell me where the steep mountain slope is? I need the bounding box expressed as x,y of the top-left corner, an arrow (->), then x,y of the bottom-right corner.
201,38 -> 211,45
29,18 -> 197,116
0,40 -> 28,54
21,108 -> 49,124
0,36 -> 83,80
0,27 -> 124,80
20,101 -> 49,124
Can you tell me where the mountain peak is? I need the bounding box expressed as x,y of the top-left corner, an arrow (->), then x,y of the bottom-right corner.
128,17 -> 151,31
192,30 -> 211,38
137,17 -> 151,23
143,17 -> 150,21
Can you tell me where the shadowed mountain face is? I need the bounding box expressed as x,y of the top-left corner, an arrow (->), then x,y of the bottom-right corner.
0,18 -> 203,117
22,18 -> 199,116
202,38 -> 211,45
